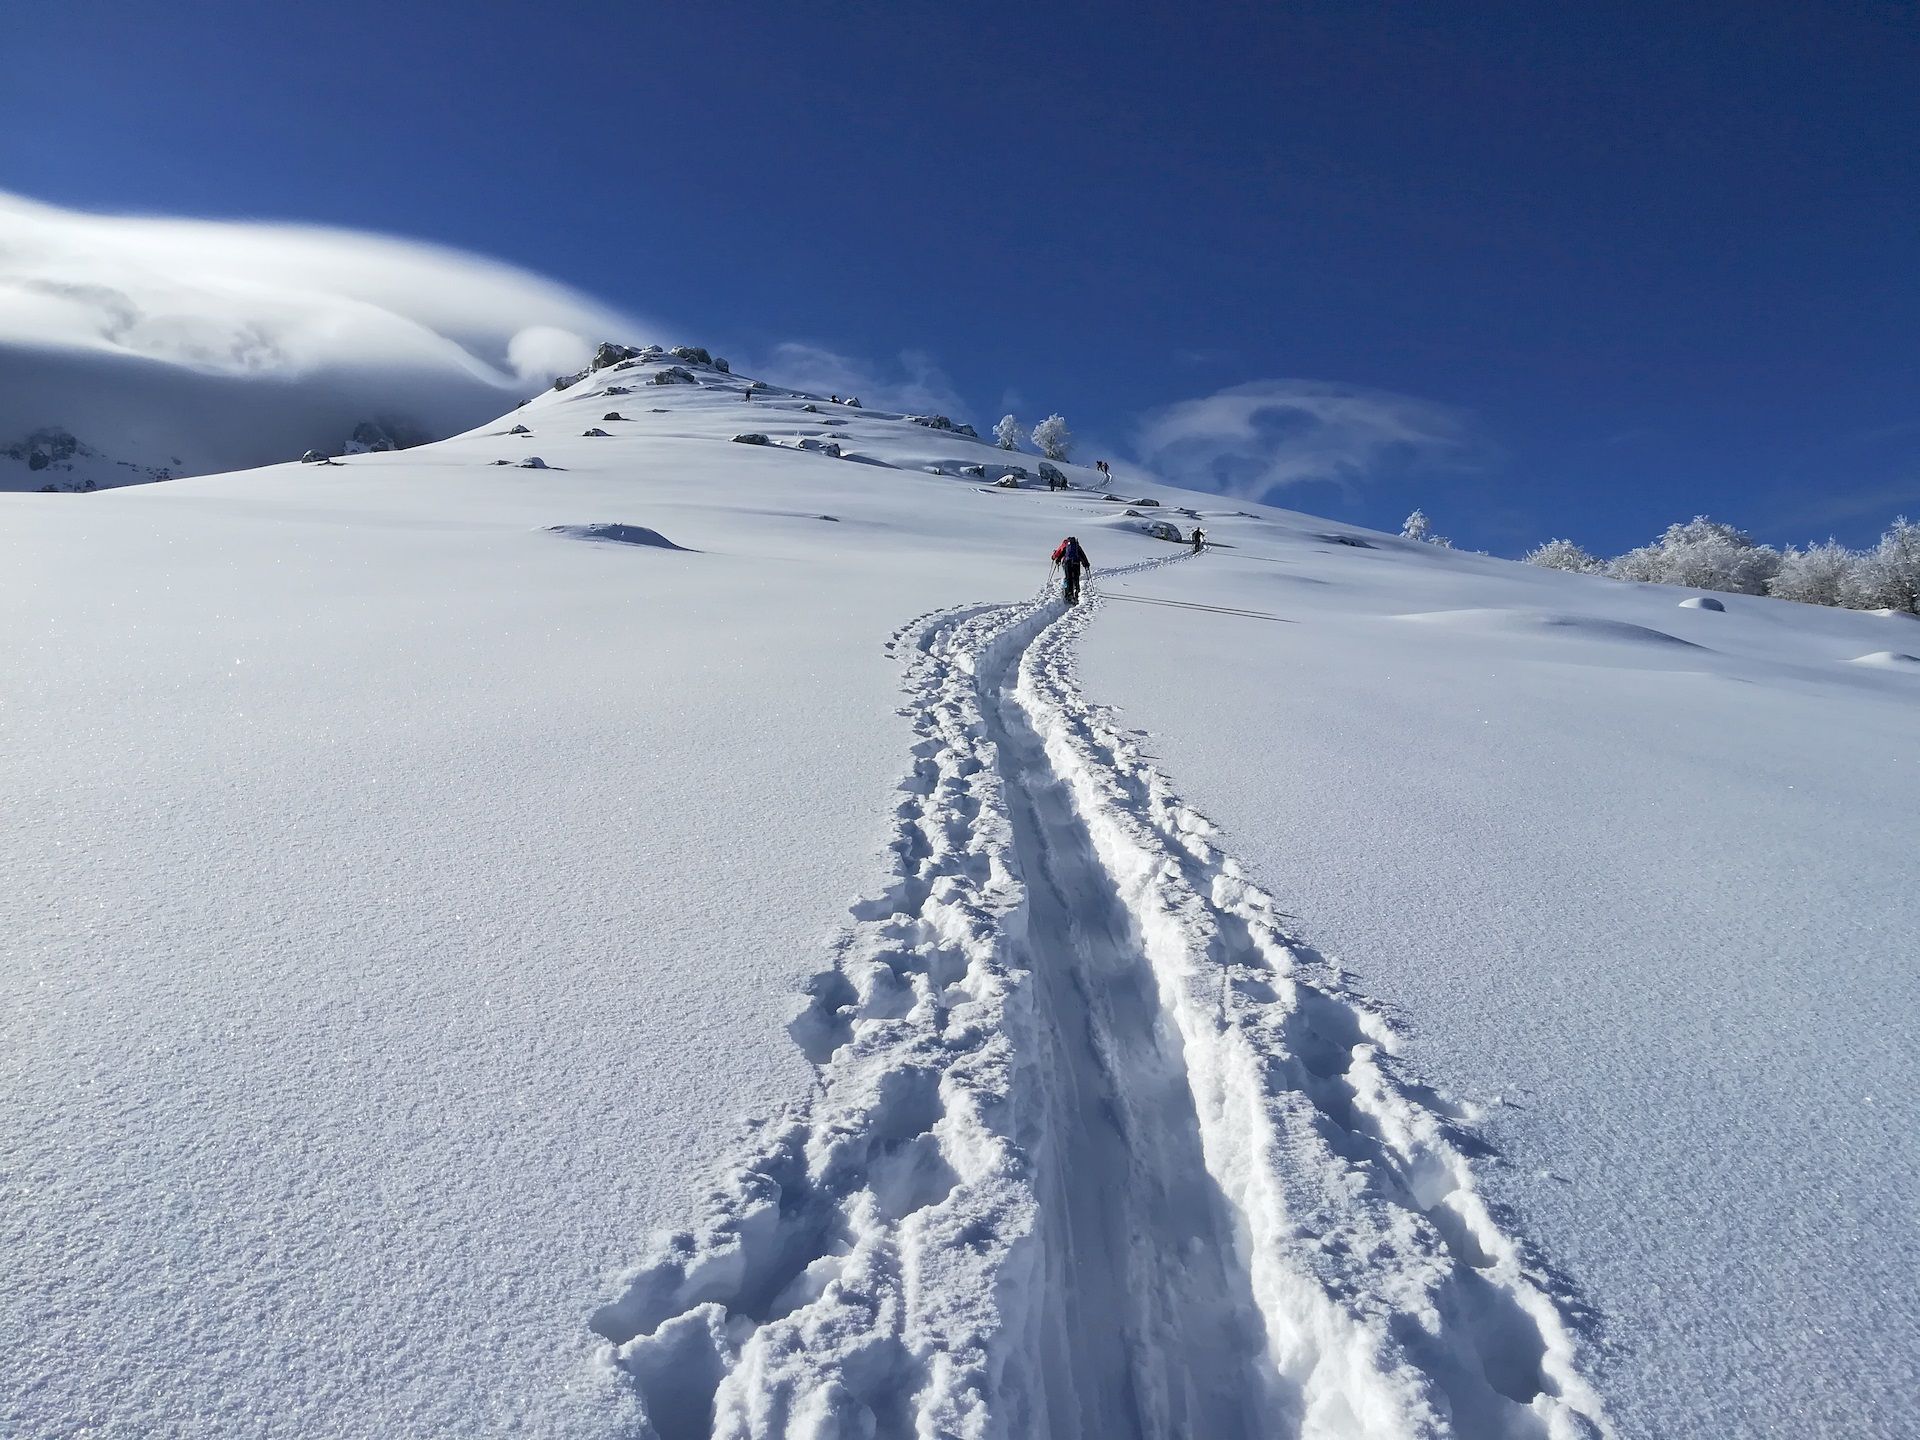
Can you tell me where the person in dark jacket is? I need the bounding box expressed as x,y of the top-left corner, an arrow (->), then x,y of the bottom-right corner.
1051,535 -> 1092,605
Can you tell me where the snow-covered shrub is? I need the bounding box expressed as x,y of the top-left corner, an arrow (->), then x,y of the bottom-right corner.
1524,538 -> 1605,574
1610,516 -> 1780,595
1768,540 -> 1859,607
1031,413 -> 1071,460
994,414 -> 1025,451
1400,509 -> 1452,547
1848,517 -> 1920,614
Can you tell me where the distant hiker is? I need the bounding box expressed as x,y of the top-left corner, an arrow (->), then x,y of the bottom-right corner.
1095,460 -> 1111,480
1051,535 -> 1092,605
1191,527 -> 1206,553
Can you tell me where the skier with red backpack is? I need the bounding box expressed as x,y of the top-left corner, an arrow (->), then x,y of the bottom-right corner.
1051,535 -> 1092,605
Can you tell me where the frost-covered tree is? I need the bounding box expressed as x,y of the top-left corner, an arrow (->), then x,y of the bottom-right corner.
994,414 -> 1025,451
1848,516 -> 1920,613
1608,515 -> 1780,595
1524,538 -> 1605,574
1031,413 -> 1072,461
1401,509 -> 1452,548
1767,540 -> 1859,608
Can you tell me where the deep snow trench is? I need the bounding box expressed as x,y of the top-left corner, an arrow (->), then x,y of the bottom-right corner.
591,561 -> 1611,1440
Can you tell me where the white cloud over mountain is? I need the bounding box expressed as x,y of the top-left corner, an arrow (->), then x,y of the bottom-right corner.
0,191 -> 645,485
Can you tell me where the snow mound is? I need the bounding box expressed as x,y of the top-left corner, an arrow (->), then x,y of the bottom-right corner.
1850,650 -> 1920,669
544,523 -> 687,550
1868,608 -> 1919,620
1678,596 -> 1726,611
1398,608 -> 1702,647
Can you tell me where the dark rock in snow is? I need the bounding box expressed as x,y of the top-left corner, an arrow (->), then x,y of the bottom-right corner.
668,346 -> 713,366
603,385 -> 632,397
593,342 -> 645,371
731,433 -> 772,446
1037,461 -> 1067,487
602,412 -> 625,422
583,427 -> 612,437
909,414 -> 979,438
517,456 -> 549,469
509,424 -> 532,436
995,474 -> 1020,488
650,367 -> 697,386
1127,495 -> 1160,507
960,464 -> 986,477
714,358 -> 731,373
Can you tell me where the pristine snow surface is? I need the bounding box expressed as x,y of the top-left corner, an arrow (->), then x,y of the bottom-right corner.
4,351 -> 1914,1439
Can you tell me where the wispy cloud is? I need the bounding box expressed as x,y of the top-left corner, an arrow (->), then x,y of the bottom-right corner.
1132,379 -> 1482,502
753,341 -> 968,419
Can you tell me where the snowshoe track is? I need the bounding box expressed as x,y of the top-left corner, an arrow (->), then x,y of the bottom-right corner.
593,559 -> 1610,1439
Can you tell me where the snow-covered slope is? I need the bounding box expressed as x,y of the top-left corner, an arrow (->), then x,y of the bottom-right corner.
3,352 -> 1913,1439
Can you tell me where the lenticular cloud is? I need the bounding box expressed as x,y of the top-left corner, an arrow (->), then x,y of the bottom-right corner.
0,190 -> 647,483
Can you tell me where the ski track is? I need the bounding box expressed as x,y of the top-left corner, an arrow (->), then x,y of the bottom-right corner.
592,557 -> 1611,1439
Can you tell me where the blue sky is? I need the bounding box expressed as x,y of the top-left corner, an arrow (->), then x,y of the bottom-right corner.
4,0 -> 1915,552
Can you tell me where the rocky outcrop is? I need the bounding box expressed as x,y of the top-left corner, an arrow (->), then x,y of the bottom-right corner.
909,415 -> 980,439
344,419 -> 429,455
3,427 -> 173,491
